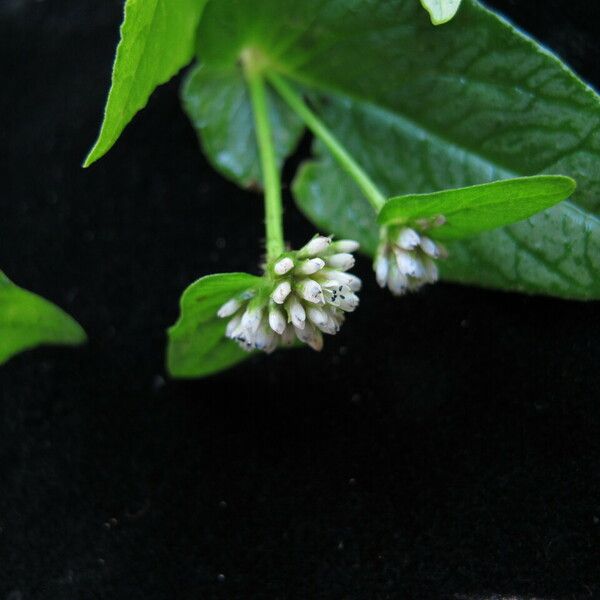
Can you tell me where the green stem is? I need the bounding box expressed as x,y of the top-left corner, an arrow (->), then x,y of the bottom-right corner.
247,68 -> 285,261
268,72 -> 386,212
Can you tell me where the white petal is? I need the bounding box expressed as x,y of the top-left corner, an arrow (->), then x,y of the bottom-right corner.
271,281 -> 291,304
387,264 -> 408,295
423,257 -> 439,283
274,257 -> 294,275
326,253 -> 355,271
254,322 -> 277,353
280,324 -> 296,347
309,307 -> 338,335
328,308 -> 345,330
374,255 -> 389,288
225,314 -> 242,338
396,227 -> 420,250
300,235 -> 331,257
296,257 -> 325,275
319,269 -> 362,292
268,305 -> 286,335
296,279 -> 324,304
286,295 -> 306,329
395,249 -> 422,277
294,322 -> 323,351
331,239 -> 360,253
419,236 -> 441,258
306,306 -> 328,327
230,321 -> 253,349
241,305 -> 262,335
323,282 -> 358,312
217,297 -> 241,318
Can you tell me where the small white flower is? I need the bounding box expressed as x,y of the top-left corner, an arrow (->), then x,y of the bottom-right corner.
286,295 -> 306,329
271,280 -> 291,304
274,257 -> 294,275
225,314 -> 242,338
217,234 -> 361,353
374,255 -> 389,288
321,281 -> 359,312
326,253 -> 355,271
217,298 -> 241,318
268,304 -> 287,335
240,304 -> 262,336
294,321 -> 323,351
396,227 -> 420,250
306,305 -> 328,328
320,269 -> 362,292
419,236 -> 445,259
374,220 -> 447,296
331,239 -> 360,253
394,249 -> 422,278
296,279 -> 323,304
299,235 -> 331,257
296,258 -> 325,275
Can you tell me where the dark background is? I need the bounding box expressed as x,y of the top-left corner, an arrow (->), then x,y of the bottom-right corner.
1,1 -> 599,598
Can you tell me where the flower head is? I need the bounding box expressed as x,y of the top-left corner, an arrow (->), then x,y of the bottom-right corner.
374,218 -> 447,295
217,235 -> 361,353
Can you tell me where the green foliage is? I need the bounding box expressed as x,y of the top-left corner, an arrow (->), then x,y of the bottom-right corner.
186,0 -> 600,298
297,138 -> 600,301
420,0 -> 463,24
84,0 -> 207,167
378,176 -> 576,240
181,63 -> 304,188
167,272 -> 263,378
0,271 -> 86,365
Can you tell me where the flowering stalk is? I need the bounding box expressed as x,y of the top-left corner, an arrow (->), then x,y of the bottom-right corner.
268,71 -> 386,212
216,54 -> 363,355
246,59 -> 285,261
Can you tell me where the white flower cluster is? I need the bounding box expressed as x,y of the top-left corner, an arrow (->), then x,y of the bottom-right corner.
217,236 -> 361,353
374,221 -> 447,295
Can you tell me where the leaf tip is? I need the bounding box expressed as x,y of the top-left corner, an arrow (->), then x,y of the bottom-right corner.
82,144 -> 101,169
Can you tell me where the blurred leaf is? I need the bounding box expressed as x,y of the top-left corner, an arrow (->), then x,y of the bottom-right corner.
181,63 -> 304,188
84,0 -> 207,167
378,176 -> 576,240
0,271 -> 86,365
167,272 -> 262,378
420,0 -> 462,24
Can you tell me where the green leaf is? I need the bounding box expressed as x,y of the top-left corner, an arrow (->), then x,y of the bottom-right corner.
378,176 -> 576,240
84,0 -> 207,167
181,62 -> 304,188
442,205 -> 600,298
167,272 -> 263,378
0,271 -> 86,365
420,0 -> 463,24
187,0 -> 600,297
294,97 -> 600,299
184,0 -> 599,298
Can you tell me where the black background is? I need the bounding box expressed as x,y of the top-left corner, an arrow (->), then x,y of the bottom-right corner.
1,1 -> 599,598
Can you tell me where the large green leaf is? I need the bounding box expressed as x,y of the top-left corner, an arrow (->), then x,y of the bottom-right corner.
181,63 -> 304,188
294,98 -> 600,299
194,0 -> 600,298
378,176 -> 576,240
0,271 -> 86,365
167,272 -> 263,378
84,0 -> 207,167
